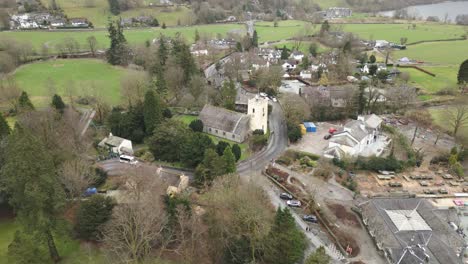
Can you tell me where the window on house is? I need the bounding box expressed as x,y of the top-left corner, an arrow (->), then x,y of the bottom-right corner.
223,132 -> 226,136
209,128 -> 212,132
215,130 -> 218,134
232,135 -> 235,139
252,108 -> 255,113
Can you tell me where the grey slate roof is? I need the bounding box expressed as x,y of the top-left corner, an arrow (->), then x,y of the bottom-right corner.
98,134 -> 125,147
361,198 -> 463,264
344,120 -> 368,142
199,105 -> 250,136
364,114 -> 383,129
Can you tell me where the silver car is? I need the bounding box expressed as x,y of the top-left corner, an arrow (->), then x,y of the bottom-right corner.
286,200 -> 301,207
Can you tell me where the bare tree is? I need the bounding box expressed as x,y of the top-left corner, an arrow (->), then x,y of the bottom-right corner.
203,175 -> 273,263
406,109 -> 433,145
64,37 -> 80,55
101,167 -> 169,262
86,36 -> 98,56
445,105 -> 468,137
282,94 -> 310,124
188,75 -> 205,104
386,85 -> 416,113
0,77 -> 21,112
165,61 -> 186,103
120,71 -> 149,107
60,158 -> 93,199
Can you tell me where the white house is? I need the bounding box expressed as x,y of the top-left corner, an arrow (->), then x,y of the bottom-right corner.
282,61 -> 297,71
290,51 -> 305,62
98,133 -> 134,155
375,40 -> 389,49
300,70 -> 312,79
324,114 -> 386,159
191,49 -> 208,56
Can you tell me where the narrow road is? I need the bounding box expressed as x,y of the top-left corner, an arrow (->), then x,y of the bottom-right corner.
237,101 -> 288,173
237,102 -> 345,262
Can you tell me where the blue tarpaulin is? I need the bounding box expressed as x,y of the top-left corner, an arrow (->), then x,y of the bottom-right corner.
303,122 -> 316,132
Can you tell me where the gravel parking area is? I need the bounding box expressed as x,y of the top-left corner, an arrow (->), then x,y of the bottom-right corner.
289,122 -> 338,156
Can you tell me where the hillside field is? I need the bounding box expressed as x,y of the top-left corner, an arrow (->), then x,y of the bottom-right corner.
0,24 -> 244,53
399,66 -> 458,93
395,40 -> 468,65
13,59 -> 140,106
40,0 -> 192,28
342,23 -> 465,44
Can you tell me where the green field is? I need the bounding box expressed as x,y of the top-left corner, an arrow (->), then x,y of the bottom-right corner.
395,40 -> 468,65
174,114 -> 198,125
0,23 -> 244,52
13,59 -> 138,106
399,66 -> 458,93
342,23 -> 465,44
255,20 -> 311,43
40,0 -> 192,28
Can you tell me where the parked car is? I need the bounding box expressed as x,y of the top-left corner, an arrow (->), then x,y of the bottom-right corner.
286,200 -> 301,207
260,92 -> 268,97
280,192 -> 293,200
348,171 -> 356,177
324,134 -> 332,140
328,128 -> 337,134
303,214 -> 318,223
271,97 -> 278,102
439,188 -> 448,194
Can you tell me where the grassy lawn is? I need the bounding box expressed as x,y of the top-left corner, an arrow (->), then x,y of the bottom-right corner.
40,0 -> 192,28
342,23 -> 465,44
0,218 -> 106,264
0,24 -> 244,53
0,219 -> 17,264
174,114 -> 198,125
313,0 -> 347,8
13,58 -> 139,106
399,66 -> 458,93
394,40 -> 468,65
207,134 -> 250,161
255,20 -> 312,43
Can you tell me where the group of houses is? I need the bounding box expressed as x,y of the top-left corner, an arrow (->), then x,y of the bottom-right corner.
10,12 -> 90,29
316,7 -> 352,19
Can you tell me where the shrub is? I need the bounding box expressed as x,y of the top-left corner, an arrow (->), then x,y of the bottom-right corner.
189,119 -> 204,132
75,195 -> 115,240
253,129 -> 265,135
357,156 -> 404,172
93,167 -> 108,187
250,134 -> 267,150
287,122 -> 302,143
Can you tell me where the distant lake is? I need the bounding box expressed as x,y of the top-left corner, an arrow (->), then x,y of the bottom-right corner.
379,1 -> 468,22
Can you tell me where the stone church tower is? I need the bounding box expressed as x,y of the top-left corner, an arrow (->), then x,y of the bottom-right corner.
247,95 -> 269,132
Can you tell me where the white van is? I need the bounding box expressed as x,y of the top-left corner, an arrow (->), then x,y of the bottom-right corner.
119,155 -> 138,165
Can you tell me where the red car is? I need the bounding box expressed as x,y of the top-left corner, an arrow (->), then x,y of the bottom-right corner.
328,128 -> 337,134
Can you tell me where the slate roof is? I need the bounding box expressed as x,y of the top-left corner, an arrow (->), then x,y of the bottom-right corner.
330,133 -> 358,147
361,198 -> 463,264
98,134 -> 126,147
199,105 -> 250,136
344,120 -> 368,142
364,114 -> 383,129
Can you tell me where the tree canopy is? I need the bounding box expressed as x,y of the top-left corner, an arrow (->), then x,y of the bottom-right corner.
458,59 -> 468,85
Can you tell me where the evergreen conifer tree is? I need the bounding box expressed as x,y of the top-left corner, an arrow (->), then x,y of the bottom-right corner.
143,90 -> 163,135
223,146 -> 236,173
264,208 -> 306,264
51,94 -> 65,113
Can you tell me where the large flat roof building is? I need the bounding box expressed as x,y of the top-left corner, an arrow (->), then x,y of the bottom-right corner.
360,198 -> 464,264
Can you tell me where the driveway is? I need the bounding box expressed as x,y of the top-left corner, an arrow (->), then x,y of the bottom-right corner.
289,122 -> 338,156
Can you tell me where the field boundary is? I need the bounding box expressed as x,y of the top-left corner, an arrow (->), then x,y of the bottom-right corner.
407,37 -> 466,46
398,65 -> 436,77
